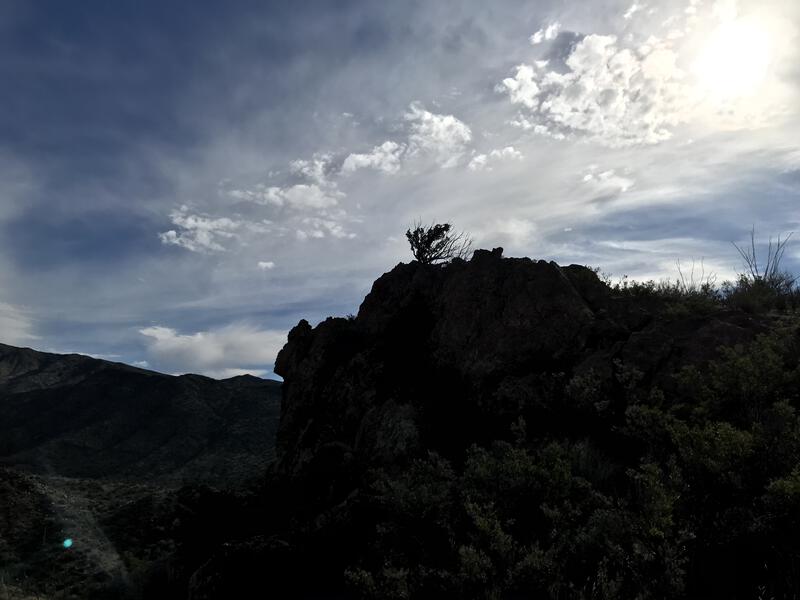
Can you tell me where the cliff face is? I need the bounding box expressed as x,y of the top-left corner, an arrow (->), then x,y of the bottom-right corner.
274,249 -> 764,484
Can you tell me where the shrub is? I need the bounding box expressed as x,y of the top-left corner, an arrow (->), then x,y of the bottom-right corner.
406,221 -> 472,264
725,227 -> 799,312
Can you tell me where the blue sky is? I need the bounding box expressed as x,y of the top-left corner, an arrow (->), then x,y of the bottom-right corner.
1,0 -> 799,378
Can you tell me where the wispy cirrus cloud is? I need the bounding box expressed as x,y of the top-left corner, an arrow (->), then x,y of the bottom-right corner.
0,302 -> 38,346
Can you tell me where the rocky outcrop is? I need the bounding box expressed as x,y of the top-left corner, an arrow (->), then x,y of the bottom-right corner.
274,250 -> 768,487
180,250 -> 793,599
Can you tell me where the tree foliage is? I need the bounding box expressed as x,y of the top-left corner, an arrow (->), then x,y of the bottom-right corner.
406,221 -> 472,264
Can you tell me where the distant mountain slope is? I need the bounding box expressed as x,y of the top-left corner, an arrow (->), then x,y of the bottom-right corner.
0,343 -> 281,484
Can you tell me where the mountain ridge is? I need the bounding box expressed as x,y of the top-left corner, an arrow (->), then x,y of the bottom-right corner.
0,342 -> 281,483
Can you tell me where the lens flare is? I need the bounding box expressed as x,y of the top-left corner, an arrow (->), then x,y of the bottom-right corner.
62,538 -> 73,549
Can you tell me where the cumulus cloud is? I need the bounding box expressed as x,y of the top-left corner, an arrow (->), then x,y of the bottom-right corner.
139,323 -> 286,379
229,181 -> 343,212
530,22 -> 561,45
296,217 -> 357,240
289,153 -> 335,186
190,151 -> 353,253
0,302 -> 38,346
500,33 -> 692,146
159,206 -> 242,252
227,151 -> 344,213
501,65 -> 542,110
342,141 -> 406,174
228,185 -> 285,206
404,103 -> 472,168
166,103 -> 473,258
468,146 -> 524,171
342,104 -> 473,173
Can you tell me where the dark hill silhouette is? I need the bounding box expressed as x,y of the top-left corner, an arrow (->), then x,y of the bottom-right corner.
4,249 -> 800,599
272,249 -> 766,480
186,249 -> 800,599
0,344 -> 282,599
0,343 -> 282,483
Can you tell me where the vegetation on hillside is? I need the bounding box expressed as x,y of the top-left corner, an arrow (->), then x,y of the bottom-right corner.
342,323 -> 800,598
4,229 -> 800,599
166,231 -> 800,599
604,229 -> 799,316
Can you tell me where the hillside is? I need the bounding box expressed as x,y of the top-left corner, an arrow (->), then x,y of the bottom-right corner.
0,345 -> 281,599
183,249 -> 800,599
4,249 -> 800,599
0,343 -> 281,483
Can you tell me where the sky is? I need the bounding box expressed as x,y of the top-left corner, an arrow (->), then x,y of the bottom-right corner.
1,0 -> 799,379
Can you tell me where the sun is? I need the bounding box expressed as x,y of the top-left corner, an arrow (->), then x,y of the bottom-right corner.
693,17 -> 773,100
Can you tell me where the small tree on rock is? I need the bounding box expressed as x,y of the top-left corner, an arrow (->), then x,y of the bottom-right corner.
406,221 -> 472,264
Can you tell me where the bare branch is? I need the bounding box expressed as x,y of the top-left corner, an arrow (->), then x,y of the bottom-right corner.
406,220 -> 473,264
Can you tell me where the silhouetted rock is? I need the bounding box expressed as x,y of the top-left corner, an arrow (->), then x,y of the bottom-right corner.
274,254 -> 768,484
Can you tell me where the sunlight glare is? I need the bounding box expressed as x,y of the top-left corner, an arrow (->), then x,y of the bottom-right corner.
693,18 -> 772,100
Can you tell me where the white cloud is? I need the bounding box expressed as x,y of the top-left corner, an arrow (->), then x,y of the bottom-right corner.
712,0 -> 739,23
229,183 -> 341,210
501,33 -> 692,146
290,153 -> 334,186
342,141 -> 406,174
500,65 -> 541,109
623,2 -> 645,20
227,150 -> 344,214
159,206 -> 242,252
282,184 -> 341,209
530,22 -> 561,44
468,146 -> 524,171
581,166 -> 636,194
468,154 -> 488,171
139,323 -> 286,379
228,185 -> 285,206
778,149 -> 800,173
492,218 -> 537,247
257,261 -> 275,270
404,103 -> 472,168
0,302 -> 38,346
297,217 -> 356,240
